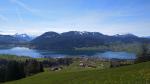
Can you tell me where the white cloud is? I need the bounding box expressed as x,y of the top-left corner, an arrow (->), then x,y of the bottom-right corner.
10,0 -> 36,13
9,0 -> 45,20
2,1 -> 150,36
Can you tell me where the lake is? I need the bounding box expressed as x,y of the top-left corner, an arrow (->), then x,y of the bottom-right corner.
0,47 -> 136,59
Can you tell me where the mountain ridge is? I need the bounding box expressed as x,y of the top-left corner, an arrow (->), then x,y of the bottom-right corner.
13,33 -> 34,41
31,31 -> 150,50
0,34 -> 34,45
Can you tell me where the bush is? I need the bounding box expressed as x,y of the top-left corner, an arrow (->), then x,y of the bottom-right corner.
25,60 -> 44,76
57,58 -> 73,66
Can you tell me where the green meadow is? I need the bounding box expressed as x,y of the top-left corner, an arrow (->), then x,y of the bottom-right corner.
4,61 -> 150,84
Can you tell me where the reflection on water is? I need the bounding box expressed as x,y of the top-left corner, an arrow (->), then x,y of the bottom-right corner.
97,51 -> 136,59
0,47 -> 41,58
0,47 -> 136,59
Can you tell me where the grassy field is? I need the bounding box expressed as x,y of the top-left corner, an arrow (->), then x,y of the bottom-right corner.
0,54 -> 31,61
3,61 -> 150,84
0,54 -> 50,61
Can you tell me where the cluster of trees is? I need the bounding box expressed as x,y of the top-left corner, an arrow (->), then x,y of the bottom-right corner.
136,43 -> 150,63
42,58 -> 73,67
76,42 -> 143,54
0,57 -> 73,83
0,59 -> 43,83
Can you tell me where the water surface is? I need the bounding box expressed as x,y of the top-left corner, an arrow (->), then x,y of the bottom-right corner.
0,47 -> 136,59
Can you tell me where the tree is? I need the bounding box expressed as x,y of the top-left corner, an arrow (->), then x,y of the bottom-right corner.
57,58 -> 73,66
5,61 -> 25,81
25,60 -> 44,76
136,43 -> 150,63
0,65 -> 6,82
0,59 -> 43,83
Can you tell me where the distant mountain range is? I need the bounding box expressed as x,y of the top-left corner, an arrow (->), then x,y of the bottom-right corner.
0,31 -> 150,49
13,33 -> 35,42
144,36 -> 150,39
0,33 -> 34,45
31,31 -> 150,50
0,35 -> 19,45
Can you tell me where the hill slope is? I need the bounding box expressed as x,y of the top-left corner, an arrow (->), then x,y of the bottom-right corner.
4,61 -> 150,84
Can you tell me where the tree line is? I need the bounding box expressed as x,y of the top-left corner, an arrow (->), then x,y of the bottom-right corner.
0,57 -> 73,83
135,43 -> 150,63
0,59 -> 43,83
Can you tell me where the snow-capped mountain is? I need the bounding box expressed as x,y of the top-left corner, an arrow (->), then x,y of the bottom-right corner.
31,31 -> 150,50
13,33 -> 35,41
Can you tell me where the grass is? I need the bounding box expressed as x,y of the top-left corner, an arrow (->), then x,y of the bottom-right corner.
0,54 -> 31,61
61,59 -> 110,72
3,61 -> 150,84
0,54 -> 50,61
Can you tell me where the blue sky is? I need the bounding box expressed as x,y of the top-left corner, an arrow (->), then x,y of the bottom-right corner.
0,0 -> 150,36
